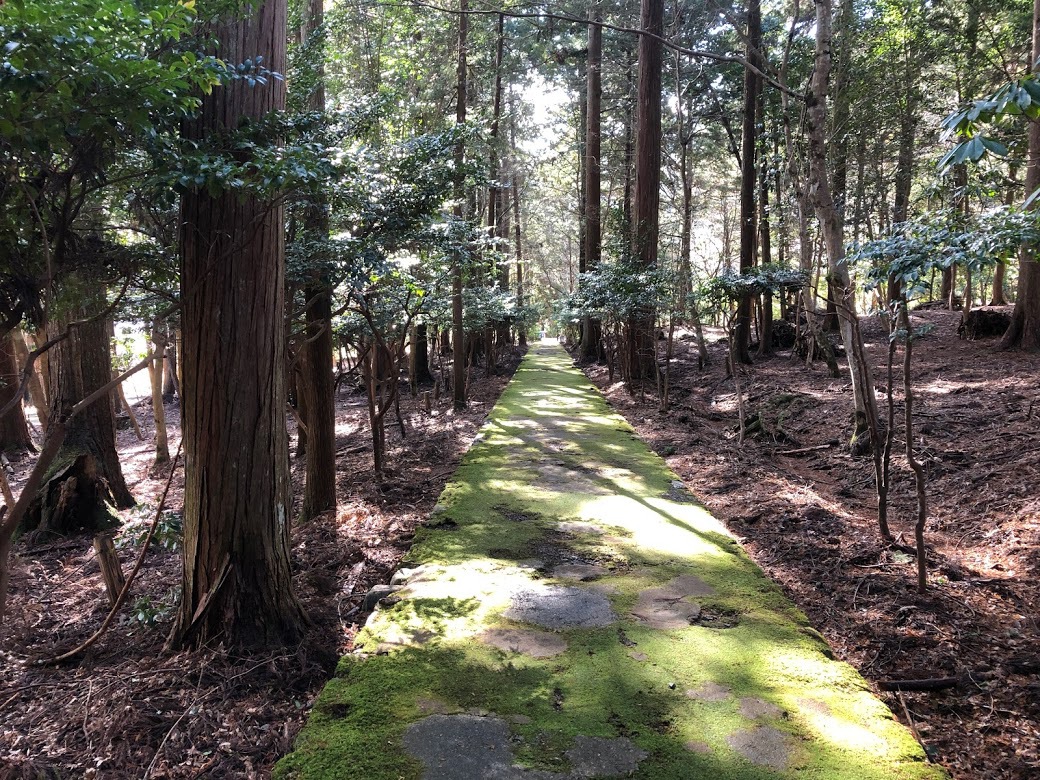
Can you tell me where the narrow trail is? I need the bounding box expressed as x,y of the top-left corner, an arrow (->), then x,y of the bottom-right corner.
277,344 -> 945,780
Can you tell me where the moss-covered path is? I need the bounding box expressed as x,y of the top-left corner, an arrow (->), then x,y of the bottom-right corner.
277,344 -> 946,780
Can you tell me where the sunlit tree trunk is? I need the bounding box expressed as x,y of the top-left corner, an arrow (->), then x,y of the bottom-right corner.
807,0 -> 879,444
735,0 -> 761,365
0,331 -> 32,451
12,328 -> 47,433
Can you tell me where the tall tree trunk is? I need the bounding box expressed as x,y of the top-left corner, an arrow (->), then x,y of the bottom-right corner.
991,165 -> 1016,305
735,0 -> 762,364
757,88 -> 773,357
0,331 -> 32,451
298,0 -> 337,522
148,322 -> 170,468
452,0 -> 468,410
628,0 -> 664,381
411,323 -> 433,387
580,8 -> 603,362
12,327 -> 48,432
513,171 -> 527,347
171,0 -> 307,650
806,0 -> 880,445
676,58 -> 694,319
162,332 -> 179,401
1003,1 -> 1040,354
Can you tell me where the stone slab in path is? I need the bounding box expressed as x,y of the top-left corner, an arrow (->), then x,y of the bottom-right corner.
276,344 -> 947,780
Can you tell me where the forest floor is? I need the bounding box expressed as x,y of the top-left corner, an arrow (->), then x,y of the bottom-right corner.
578,307 -> 1039,780
0,347 -> 524,779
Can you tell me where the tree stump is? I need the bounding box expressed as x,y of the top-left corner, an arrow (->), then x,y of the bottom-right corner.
958,307 -> 1012,341
21,451 -> 120,536
93,533 -> 125,605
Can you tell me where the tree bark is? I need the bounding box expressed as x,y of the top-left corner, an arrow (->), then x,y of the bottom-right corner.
1002,0 -> 1040,350
513,171 -> 527,347
171,0 -> 306,649
295,0 -> 337,521
628,0 -> 664,380
148,323 -> 170,468
806,0 -> 879,444
735,0 -> 762,364
12,328 -> 47,432
580,8 -> 603,363
25,290 -> 134,534
452,0 -> 468,410
0,331 -> 32,451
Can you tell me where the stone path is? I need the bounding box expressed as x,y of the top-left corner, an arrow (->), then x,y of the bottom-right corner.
276,344 -> 946,780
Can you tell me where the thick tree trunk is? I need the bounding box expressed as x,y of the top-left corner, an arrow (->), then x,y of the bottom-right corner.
0,331 -> 32,451
411,323 -> 434,388
25,292 -> 134,534
1002,0 -> 1040,350
580,9 -> 603,363
628,0 -> 664,380
170,0 -> 306,650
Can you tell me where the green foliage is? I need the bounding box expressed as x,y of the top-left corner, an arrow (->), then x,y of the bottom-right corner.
117,507 -> 183,552
939,77 -> 1040,172
851,207 -> 1040,300
563,261 -> 674,327
124,589 -> 178,626
692,267 -> 807,320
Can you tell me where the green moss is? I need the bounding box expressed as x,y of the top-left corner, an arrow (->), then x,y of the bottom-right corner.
279,346 -> 947,780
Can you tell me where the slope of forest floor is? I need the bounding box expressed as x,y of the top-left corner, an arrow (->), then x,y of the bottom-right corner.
577,308 -> 1038,780
0,348 -> 524,779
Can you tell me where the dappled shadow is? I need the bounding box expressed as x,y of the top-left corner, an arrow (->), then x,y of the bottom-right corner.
280,344 -> 942,780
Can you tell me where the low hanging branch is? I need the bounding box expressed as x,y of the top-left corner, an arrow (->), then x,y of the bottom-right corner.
32,443 -> 183,666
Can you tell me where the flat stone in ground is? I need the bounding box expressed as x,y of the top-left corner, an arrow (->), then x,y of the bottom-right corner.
505,584 -> 616,629
739,697 -> 782,720
481,627 -> 568,659
403,714 -> 560,780
552,563 -> 607,581
685,682 -> 731,701
726,725 -> 793,770
556,521 -> 605,536
565,735 -> 648,778
404,715 -> 648,780
630,589 -> 701,630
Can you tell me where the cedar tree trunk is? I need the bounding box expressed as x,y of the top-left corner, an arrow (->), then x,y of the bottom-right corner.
171,0 -> 307,649
628,0 -> 664,380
